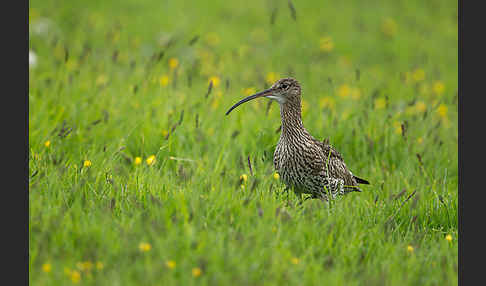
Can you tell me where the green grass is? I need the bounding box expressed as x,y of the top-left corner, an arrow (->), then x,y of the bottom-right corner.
29,0 -> 458,285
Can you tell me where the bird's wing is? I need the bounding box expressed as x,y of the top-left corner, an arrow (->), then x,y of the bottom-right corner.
311,138 -> 360,190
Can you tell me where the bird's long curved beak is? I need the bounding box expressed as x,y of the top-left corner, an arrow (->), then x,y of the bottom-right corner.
225,88 -> 274,115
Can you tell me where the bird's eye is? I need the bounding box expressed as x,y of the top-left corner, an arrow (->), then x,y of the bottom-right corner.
281,83 -> 289,89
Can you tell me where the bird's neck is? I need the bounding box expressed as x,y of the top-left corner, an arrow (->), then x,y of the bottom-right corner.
280,102 -> 307,140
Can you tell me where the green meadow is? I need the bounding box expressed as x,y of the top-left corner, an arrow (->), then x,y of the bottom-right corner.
29,0 -> 458,285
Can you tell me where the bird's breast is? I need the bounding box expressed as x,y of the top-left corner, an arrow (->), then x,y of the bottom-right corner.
273,139 -> 313,185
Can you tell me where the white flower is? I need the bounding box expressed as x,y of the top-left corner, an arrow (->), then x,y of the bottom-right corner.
29,50 -> 38,68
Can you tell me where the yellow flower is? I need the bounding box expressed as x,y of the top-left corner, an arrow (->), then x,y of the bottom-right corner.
407,245 -> 414,253
77,261 -> 93,272
42,263 -> 52,273
273,172 -> 280,180
162,129 -> 169,137
96,261 -> 104,270
240,174 -> 248,182
445,234 -> 453,242
205,33 -> 220,46
166,260 -> 176,269
211,98 -> 220,110
139,242 -> 152,252
44,140 -> 51,148
433,81 -> 445,96
209,76 -> 220,87
414,101 -> 427,113
382,18 -> 397,37
319,96 -> 336,110
96,74 -> 108,86
320,36 -> 334,52
70,270 -> 81,284
374,98 -> 387,110
192,267 -> 202,277
159,75 -> 170,87
405,101 -> 426,115
266,72 -> 279,84
291,257 -> 300,265
240,184 -> 245,190
337,84 -> 351,98
146,155 -> 156,166
436,104 -> 448,118
393,121 -> 402,135
417,137 -> 424,144
412,69 -> 425,82
83,160 -> 92,168
168,58 -> 179,70
134,157 -> 142,165
243,87 -> 256,96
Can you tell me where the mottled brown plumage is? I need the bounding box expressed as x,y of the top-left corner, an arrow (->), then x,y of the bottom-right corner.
226,78 -> 369,200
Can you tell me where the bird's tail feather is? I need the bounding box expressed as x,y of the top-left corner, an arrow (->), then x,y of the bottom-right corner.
354,176 -> 370,185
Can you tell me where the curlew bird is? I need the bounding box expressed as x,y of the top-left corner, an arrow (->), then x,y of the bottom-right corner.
226,78 -> 369,200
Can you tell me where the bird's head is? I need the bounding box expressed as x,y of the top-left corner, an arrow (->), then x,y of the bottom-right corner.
225,78 -> 301,115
